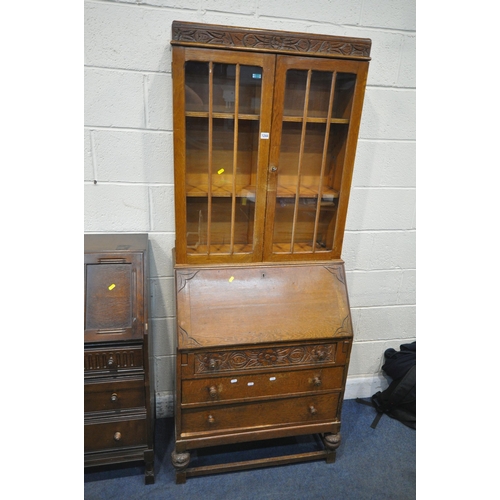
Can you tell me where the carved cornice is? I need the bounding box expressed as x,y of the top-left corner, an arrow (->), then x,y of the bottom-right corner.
172,21 -> 371,60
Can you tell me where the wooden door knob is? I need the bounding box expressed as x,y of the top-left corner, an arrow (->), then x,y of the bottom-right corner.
110,393 -> 118,402
113,432 -> 122,441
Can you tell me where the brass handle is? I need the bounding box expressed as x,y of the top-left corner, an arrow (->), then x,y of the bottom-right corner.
110,393 -> 118,402
208,386 -> 218,399
309,405 -> 317,415
312,376 -> 322,387
113,431 -> 122,441
207,415 -> 215,424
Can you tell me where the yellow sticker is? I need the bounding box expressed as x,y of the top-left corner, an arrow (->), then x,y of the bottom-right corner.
217,168 -> 225,175
108,284 -> 116,290
228,276 -> 234,282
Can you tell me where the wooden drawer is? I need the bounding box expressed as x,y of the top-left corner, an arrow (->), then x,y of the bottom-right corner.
182,366 -> 344,405
181,341 -> 350,378
181,392 -> 340,435
84,415 -> 148,453
85,376 -> 145,413
84,346 -> 144,374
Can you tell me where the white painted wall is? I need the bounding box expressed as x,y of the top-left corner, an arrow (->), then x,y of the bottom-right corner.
84,0 -> 416,416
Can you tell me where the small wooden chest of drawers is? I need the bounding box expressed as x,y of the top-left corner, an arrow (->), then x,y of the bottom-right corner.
84,234 -> 155,484
171,262 -> 353,483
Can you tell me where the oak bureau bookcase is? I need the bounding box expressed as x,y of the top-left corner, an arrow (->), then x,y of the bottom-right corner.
170,20 -> 371,483
84,234 -> 155,484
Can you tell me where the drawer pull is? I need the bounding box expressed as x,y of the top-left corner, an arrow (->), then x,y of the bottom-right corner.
309,405 -> 317,415
312,376 -> 322,387
110,393 -> 118,402
316,350 -> 326,361
107,356 -> 115,367
208,386 -> 218,399
209,359 -> 217,370
113,431 -> 122,441
207,415 -> 215,424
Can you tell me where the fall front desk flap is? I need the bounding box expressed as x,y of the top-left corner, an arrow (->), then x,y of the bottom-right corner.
175,262 -> 352,349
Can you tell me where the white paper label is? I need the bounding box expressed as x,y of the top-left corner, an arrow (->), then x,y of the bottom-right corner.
261,132 -> 269,139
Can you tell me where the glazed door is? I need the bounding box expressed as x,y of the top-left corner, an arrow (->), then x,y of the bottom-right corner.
264,56 -> 369,261
172,47 -> 276,264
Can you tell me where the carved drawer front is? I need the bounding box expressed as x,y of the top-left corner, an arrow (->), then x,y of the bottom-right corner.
181,392 -> 340,435
84,415 -> 148,453
84,346 -> 144,373
188,342 -> 349,377
182,366 -> 344,405
84,376 -> 145,413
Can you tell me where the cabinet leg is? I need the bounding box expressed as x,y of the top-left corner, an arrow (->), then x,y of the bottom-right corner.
171,449 -> 190,484
322,432 -> 341,450
322,432 -> 341,463
144,449 -> 155,484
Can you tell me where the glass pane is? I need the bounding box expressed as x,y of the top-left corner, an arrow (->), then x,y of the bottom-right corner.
185,116 -> 209,195
212,118 -> 235,195
332,73 -> 356,119
273,119 -> 344,254
235,120 -> 259,201
308,71 -> 333,118
213,63 -> 236,113
185,116 -> 208,254
185,61 -> 209,112
184,58 -> 264,257
283,70 -> 307,117
239,66 -> 263,115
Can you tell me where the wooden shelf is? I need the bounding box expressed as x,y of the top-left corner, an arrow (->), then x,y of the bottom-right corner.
186,111 -> 348,124
186,111 -> 260,121
187,243 -> 254,255
282,116 -> 349,124
186,184 -> 339,200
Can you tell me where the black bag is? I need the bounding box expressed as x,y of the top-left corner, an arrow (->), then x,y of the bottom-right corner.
365,342 -> 416,429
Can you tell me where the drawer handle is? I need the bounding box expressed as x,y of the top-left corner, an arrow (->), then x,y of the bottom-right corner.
113,431 -> 122,441
207,415 -> 215,424
312,376 -> 322,387
316,350 -> 326,361
309,405 -> 317,415
107,356 -> 115,367
110,393 -> 118,402
209,359 -> 218,370
208,386 -> 218,399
